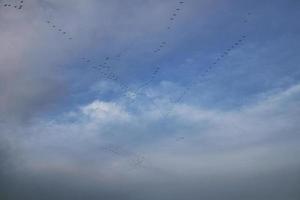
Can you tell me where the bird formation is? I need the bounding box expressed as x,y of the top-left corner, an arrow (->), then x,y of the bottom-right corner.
131,9 -> 253,151
81,57 -> 131,95
0,0 -> 257,171
153,1 -> 184,53
45,20 -> 73,40
169,34 -> 248,109
101,1 -> 187,113
82,56 -> 147,105
0,0 -> 24,9
153,41 -> 167,53
124,1 -> 186,105
82,56 -> 162,108
42,2 -> 251,131
129,1 -> 185,97
77,1 -> 186,107
163,12 -> 253,118
119,1 -> 184,109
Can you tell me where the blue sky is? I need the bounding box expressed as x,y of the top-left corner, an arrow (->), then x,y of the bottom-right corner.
1,0 -> 300,199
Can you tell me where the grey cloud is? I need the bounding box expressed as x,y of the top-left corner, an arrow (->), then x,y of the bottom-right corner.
1,83 -> 300,200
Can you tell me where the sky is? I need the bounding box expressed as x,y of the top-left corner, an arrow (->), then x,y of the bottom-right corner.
0,0 -> 300,199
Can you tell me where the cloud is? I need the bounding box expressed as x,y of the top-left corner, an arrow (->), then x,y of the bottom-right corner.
81,100 -> 130,122
1,82 -> 299,200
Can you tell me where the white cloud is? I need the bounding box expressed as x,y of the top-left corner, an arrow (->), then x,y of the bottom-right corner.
5,83 -> 297,179
80,100 -> 130,122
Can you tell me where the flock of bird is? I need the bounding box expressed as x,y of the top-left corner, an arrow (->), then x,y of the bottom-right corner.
132,1 -> 185,99
1,1 -> 255,168
0,0 -> 23,10
81,7 -> 252,166
153,2 -> 184,52
45,20 -> 73,40
78,1 -> 186,107
81,56 -> 133,101
173,35 -> 248,105
163,12 -> 252,118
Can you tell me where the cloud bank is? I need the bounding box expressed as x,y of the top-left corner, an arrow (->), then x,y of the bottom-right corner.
1,83 -> 300,200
